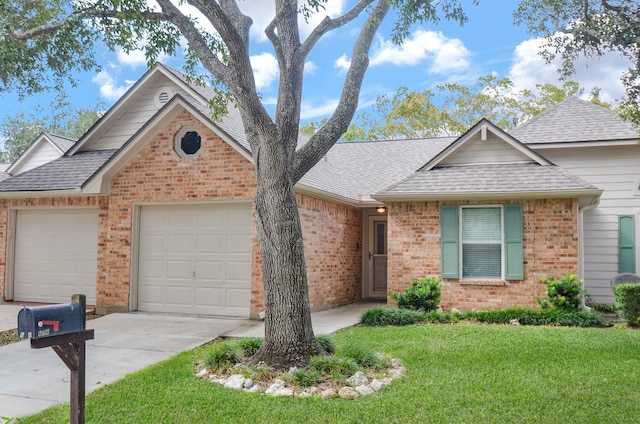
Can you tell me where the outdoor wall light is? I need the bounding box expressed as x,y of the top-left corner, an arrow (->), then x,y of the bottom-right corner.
376,206 -> 386,213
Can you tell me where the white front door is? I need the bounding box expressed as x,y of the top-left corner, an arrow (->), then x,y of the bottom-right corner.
367,216 -> 387,298
136,203 -> 252,317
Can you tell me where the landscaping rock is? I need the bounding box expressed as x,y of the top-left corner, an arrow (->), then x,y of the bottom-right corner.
265,379 -> 294,396
243,378 -> 254,389
369,379 -> 385,391
389,368 -> 404,379
196,369 -> 209,378
321,388 -> 337,399
355,385 -> 375,396
338,387 -> 360,399
224,374 -> 247,390
346,371 -> 369,387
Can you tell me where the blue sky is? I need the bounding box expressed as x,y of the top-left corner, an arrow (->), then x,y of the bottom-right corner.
0,1 -> 632,126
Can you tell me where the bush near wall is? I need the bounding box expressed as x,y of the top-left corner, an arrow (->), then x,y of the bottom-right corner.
613,284 -> 640,327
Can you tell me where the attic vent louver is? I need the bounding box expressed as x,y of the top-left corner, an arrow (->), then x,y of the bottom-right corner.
158,92 -> 170,104
154,86 -> 175,109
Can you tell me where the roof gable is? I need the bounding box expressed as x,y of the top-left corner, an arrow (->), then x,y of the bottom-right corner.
421,119 -> 552,171
510,96 -> 639,145
7,133 -> 75,175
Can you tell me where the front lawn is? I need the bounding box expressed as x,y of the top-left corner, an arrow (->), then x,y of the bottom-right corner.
19,324 -> 640,423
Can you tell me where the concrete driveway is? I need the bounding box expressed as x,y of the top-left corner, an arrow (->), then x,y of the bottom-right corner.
0,311 -> 246,419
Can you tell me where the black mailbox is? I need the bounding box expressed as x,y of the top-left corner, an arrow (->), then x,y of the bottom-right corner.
18,302 -> 84,339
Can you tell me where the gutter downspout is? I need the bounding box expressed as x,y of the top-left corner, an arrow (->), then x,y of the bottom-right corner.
578,195 -> 601,311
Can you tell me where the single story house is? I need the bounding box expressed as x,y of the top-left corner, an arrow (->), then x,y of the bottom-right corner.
0,63 -> 636,317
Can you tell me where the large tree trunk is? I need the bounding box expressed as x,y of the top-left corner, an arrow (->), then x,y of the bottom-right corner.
247,137 -> 323,369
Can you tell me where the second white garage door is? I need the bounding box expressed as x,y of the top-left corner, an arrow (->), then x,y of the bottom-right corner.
137,203 -> 252,317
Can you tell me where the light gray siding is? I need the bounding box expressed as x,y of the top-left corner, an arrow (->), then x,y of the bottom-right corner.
81,73 -> 196,152
538,145 -> 640,303
12,141 -> 62,175
441,132 -> 532,166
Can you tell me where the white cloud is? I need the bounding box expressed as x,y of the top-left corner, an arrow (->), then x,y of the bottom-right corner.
301,98 -> 339,120
508,37 -> 632,104
91,70 -> 133,101
334,54 -> 350,73
370,30 -> 470,74
304,61 -> 319,75
250,52 -> 279,90
116,48 -> 147,68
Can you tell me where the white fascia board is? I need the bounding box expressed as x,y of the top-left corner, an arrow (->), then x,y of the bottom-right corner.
372,188 -> 603,202
294,184 -> 362,207
527,139 -> 639,149
0,188 -> 83,198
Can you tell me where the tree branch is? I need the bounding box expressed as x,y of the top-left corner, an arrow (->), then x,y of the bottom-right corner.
291,0 -> 390,182
300,0 -> 375,58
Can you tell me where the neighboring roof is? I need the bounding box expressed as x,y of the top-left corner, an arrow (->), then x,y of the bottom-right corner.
0,150 -> 117,192
374,163 -> 602,201
299,137 -> 455,202
45,133 -> 76,152
510,96 -> 639,145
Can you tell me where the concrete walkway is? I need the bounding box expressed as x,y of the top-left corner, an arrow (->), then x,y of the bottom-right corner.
0,301 -> 378,420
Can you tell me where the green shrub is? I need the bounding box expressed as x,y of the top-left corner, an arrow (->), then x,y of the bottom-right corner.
308,356 -> 359,378
360,306 -> 427,326
315,334 -> 336,355
231,337 -> 263,357
203,342 -> 239,372
289,368 -> 322,387
538,274 -> 584,312
389,276 -> 442,312
613,283 -> 640,327
337,344 -> 383,369
361,306 -> 608,328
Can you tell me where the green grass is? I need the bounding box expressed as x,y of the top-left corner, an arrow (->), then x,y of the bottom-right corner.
18,324 -> 640,423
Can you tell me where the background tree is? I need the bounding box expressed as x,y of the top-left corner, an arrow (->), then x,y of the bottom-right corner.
334,76 -> 608,141
1,0 -> 476,368
1,94 -> 104,163
514,0 -> 640,124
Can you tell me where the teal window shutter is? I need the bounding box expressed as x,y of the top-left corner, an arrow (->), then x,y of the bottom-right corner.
619,215 -> 636,273
504,204 -> 524,280
441,205 -> 459,278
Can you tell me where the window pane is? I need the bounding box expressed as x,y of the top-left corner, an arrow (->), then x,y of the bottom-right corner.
462,244 -> 501,278
462,207 -> 501,241
374,222 -> 386,255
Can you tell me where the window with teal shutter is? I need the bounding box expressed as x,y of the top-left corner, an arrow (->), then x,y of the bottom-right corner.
504,204 -> 524,280
440,204 -> 523,280
441,206 -> 459,278
619,215 -> 636,273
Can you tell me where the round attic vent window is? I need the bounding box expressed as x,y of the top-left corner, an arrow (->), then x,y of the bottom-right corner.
174,127 -> 202,158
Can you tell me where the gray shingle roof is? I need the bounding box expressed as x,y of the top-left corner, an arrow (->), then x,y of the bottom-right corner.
299,137 -> 455,201
45,133 -> 76,153
0,150 -> 117,192
510,96 -> 639,144
376,163 -> 600,198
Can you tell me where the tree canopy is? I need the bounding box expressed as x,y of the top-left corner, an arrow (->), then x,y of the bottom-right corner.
1,94 -> 104,163
514,0 -> 640,124
1,0 -> 478,369
334,77 -> 610,141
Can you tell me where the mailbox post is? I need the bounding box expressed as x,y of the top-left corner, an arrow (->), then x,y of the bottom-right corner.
17,294 -> 94,424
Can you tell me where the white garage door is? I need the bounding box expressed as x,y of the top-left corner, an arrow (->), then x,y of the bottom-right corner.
14,209 -> 98,304
137,203 -> 252,317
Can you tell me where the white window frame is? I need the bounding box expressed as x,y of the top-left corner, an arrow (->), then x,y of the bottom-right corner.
459,205 -> 505,280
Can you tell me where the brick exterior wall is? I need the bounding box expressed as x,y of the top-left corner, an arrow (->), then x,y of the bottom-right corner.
0,108 -> 364,317
386,198 -> 579,310
297,194 -> 362,310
